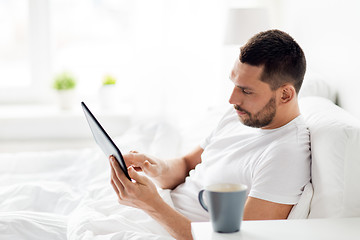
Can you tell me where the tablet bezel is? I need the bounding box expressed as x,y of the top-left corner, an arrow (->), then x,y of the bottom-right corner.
81,101 -> 131,181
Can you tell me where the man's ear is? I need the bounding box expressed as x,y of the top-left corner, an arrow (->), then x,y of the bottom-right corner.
279,84 -> 296,103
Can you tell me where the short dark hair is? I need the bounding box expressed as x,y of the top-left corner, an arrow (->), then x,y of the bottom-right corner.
240,29 -> 306,93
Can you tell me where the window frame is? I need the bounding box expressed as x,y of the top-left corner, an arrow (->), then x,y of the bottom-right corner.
0,0 -> 52,104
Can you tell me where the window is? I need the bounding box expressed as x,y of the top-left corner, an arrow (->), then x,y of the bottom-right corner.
0,0 -> 225,122
50,0 -> 136,98
0,0 -> 50,103
0,0 -> 30,88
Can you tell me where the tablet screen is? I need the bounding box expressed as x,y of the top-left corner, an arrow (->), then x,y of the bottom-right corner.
81,102 -> 131,180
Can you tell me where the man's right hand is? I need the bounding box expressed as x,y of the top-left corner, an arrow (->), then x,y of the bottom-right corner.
123,146 -> 203,189
124,151 -> 168,180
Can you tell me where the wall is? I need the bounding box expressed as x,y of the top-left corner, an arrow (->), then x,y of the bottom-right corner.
270,0 -> 360,118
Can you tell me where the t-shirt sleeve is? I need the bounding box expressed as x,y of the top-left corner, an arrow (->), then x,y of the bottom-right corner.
199,130 -> 213,150
248,142 -> 311,205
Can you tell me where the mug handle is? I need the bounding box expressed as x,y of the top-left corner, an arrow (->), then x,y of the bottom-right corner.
198,189 -> 208,212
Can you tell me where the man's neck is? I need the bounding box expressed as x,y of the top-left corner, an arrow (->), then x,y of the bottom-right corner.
261,101 -> 300,130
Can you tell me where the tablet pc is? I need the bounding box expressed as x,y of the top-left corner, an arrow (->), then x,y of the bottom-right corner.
81,102 -> 131,180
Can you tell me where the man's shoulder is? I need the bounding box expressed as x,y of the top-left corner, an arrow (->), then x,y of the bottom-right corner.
269,115 -> 309,141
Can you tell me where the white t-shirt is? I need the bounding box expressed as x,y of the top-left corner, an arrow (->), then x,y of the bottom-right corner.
170,107 -> 311,222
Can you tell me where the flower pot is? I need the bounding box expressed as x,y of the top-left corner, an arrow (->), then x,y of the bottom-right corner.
56,89 -> 76,110
98,85 -> 117,110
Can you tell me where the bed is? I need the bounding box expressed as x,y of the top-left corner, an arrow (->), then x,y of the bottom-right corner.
1,79 -> 360,239
0,107 -> 224,240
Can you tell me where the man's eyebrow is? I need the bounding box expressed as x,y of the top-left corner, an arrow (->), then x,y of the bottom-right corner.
228,77 -> 254,91
237,85 -> 252,89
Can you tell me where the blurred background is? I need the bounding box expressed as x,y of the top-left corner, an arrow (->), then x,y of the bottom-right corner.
1,0 -> 360,152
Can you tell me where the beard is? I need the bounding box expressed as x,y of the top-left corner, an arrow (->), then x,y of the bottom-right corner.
234,95 -> 276,128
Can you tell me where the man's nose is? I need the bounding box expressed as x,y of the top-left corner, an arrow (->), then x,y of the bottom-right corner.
229,87 -> 241,105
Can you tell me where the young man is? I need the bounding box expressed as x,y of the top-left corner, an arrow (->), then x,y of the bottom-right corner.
109,29 -> 310,240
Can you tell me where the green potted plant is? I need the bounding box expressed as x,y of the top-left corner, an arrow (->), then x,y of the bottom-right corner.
102,75 -> 117,85
99,74 -> 118,109
53,72 -> 77,110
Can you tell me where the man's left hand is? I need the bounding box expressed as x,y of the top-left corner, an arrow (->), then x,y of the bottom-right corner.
109,156 -> 161,211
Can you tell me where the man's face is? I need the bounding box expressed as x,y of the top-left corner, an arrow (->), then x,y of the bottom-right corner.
229,60 -> 277,129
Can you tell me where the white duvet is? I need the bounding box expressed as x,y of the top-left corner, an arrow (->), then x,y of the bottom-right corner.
0,121 -> 189,240
0,147 -> 177,240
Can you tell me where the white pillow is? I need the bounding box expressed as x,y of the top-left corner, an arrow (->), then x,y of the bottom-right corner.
288,182 -> 313,219
299,97 -> 360,218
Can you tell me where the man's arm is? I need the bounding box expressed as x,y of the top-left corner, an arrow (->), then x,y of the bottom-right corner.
125,146 -> 203,189
243,196 -> 293,220
109,157 -> 193,240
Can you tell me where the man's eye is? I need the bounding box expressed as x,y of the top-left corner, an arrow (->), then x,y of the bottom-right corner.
242,89 -> 252,95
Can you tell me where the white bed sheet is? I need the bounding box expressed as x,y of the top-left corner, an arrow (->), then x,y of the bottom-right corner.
0,147 -> 177,240
0,117 -> 190,240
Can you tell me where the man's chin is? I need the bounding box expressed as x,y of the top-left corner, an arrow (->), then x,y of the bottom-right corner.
237,115 -> 246,124
235,112 -> 261,128
238,116 -> 260,128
